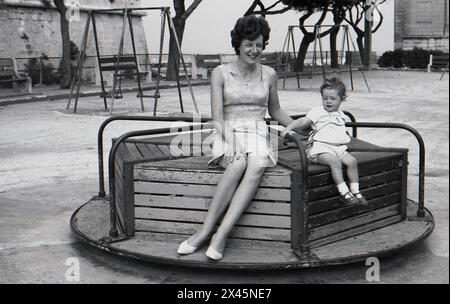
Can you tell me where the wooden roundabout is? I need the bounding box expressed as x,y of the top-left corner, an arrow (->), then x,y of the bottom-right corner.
71,114 -> 434,270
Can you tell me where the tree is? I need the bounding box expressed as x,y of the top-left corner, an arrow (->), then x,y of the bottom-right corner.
166,0 -> 204,81
344,0 -> 386,66
245,0 -> 354,71
53,0 -> 72,88
40,0 -> 72,88
244,0 -> 293,16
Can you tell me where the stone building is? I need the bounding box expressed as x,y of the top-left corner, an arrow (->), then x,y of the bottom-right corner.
395,0 -> 449,51
0,0 -> 149,83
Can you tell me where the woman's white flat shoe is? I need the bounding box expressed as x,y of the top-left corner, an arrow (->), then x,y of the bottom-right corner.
205,246 -> 223,261
177,240 -> 198,255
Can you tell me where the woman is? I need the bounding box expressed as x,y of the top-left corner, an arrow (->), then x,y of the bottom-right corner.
177,15 -> 293,260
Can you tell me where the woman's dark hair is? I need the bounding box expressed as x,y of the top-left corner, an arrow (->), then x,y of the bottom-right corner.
231,15 -> 271,55
320,77 -> 347,99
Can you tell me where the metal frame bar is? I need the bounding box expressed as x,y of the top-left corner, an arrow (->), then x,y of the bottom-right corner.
109,7 -> 129,113
67,6 -> 192,114
127,10 -> 145,112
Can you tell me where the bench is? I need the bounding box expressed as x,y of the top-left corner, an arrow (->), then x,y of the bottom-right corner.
194,54 -> 222,79
0,58 -> 32,93
111,129 -> 408,255
259,52 -> 295,83
345,51 -> 377,67
427,54 -> 449,72
144,54 -> 195,80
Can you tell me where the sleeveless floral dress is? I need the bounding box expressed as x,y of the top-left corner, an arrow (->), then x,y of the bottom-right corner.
208,63 -> 277,168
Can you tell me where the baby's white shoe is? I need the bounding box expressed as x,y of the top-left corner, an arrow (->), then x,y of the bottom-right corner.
177,239 -> 198,255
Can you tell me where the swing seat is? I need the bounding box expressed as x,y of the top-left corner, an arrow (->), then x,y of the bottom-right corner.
71,128 -> 434,269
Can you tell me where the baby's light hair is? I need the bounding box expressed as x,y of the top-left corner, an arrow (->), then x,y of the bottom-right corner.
320,77 -> 347,100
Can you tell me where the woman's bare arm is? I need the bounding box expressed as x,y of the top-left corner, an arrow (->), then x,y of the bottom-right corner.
267,68 -> 293,127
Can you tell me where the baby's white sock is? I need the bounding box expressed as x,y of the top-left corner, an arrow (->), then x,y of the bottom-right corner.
350,183 -> 360,194
337,183 -> 350,195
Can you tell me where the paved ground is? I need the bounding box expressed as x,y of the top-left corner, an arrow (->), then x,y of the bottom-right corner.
0,70 -> 448,284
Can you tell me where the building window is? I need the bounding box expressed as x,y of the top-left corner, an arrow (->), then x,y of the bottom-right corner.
416,1 -> 432,23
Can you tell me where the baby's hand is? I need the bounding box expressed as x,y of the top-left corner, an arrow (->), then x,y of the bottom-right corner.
280,127 -> 293,139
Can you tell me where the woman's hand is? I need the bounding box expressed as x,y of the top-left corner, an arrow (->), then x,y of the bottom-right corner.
224,140 -> 245,163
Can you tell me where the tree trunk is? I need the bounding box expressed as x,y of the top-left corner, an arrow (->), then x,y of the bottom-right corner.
167,16 -> 185,81
295,33 -> 315,72
329,26 -> 340,68
54,0 -> 72,89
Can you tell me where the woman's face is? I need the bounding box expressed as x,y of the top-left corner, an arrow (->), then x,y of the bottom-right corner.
238,34 -> 264,65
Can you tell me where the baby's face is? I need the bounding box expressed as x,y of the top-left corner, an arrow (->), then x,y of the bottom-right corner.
321,88 -> 342,112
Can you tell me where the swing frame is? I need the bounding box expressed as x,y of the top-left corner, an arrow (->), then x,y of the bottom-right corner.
66,6 -> 199,116
280,24 -> 370,92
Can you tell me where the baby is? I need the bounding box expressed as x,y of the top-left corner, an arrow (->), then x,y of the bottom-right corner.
281,77 -> 368,205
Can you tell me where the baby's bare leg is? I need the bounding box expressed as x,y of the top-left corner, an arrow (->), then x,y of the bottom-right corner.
316,153 -> 345,185
341,153 -> 359,184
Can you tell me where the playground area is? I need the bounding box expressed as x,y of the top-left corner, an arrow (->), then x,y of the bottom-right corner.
0,69 -> 448,283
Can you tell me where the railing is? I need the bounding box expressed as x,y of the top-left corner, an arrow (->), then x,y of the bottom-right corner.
96,113 -> 357,238
2,51 -> 369,85
1,53 -> 198,85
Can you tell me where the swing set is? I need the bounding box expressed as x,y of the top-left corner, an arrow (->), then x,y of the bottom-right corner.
66,6 -> 198,116
280,24 -> 370,92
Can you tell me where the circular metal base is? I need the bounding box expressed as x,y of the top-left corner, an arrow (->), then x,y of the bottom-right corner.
71,197 -> 434,270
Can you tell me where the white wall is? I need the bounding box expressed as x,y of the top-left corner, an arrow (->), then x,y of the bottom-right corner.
140,0 -> 394,55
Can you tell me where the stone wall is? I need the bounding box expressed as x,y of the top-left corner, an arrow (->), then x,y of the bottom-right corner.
0,0 -> 149,83
395,0 -> 449,52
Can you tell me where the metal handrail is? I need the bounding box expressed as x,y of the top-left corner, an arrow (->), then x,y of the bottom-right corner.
345,122 -> 426,218
97,115 -> 210,197
96,112 -> 357,197
282,121 -> 426,217
278,121 -> 426,253
107,124 -> 214,237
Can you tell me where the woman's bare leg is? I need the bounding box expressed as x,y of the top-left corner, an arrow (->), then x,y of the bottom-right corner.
208,156 -> 266,253
185,157 -> 247,247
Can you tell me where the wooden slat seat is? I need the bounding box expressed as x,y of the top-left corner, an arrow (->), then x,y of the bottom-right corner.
428,54 -> 449,72
111,130 -> 408,253
259,52 -> 291,77
195,54 -> 222,79
0,58 -> 32,93
98,55 -> 148,76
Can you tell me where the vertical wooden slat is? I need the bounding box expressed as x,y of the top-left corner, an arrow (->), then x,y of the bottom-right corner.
145,143 -> 165,158
135,143 -> 154,159
156,144 -> 173,157
290,171 -> 301,249
401,152 -> 408,220
125,142 -> 143,160
123,163 -> 135,236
